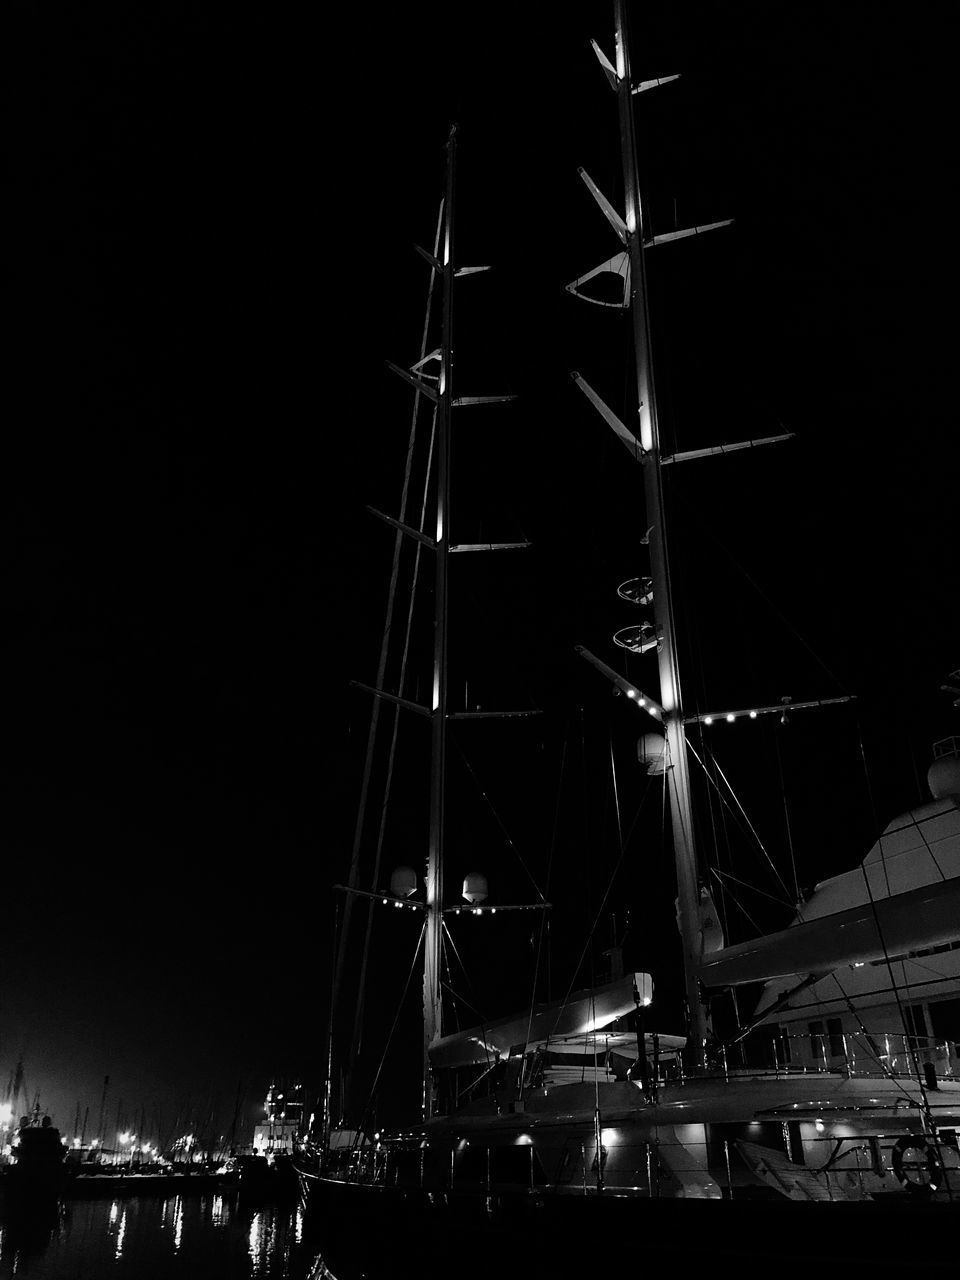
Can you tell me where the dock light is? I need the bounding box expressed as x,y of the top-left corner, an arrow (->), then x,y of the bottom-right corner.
726,714 -> 735,723
627,689 -> 637,699
381,898 -> 388,905
704,716 -> 713,725
749,710 -> 757,719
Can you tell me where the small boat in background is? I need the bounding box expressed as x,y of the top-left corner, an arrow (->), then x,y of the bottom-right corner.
4,1107 -> 68,1204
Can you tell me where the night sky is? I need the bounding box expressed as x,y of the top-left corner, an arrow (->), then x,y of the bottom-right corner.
2,4 -> 957,1143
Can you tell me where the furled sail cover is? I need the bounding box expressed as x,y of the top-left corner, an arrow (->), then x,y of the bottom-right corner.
698,876 -> 960,987
699,796 -> 960,988
428,972 -> 653,1070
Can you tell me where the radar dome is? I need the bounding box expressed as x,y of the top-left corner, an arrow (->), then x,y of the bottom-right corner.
928,746 -> 960,800
462,872 -> 488,905
390,866 -> 418,898
638,733 -> 668,775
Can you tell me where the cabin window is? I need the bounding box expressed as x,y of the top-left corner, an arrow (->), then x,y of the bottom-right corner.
929,998 -> 960,1049
491,1145 -> 545,1186
774,1029 -> 792,1065
808,1021 -> 825,1061
808,1018 -> 843,1060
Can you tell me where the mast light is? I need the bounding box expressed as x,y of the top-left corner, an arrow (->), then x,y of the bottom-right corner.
575,646 -> 664,722
687,695 -> 854,726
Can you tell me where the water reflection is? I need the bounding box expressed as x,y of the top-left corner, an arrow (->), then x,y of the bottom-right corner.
0,1191 -> 323,1279
211,1193 -> 229,1227
114,1206 -> 127,1261
0,1196 -> 64,1270
248,1210 -> 264,1268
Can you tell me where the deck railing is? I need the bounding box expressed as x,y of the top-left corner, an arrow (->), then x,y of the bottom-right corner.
701,1031 -> 955,1085
519,1024 -> 960,1095
325,1126 -> 960,1199
521,1030 -> 956,1090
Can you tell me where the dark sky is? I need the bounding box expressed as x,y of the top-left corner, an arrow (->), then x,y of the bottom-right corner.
2,4 -> 957,1140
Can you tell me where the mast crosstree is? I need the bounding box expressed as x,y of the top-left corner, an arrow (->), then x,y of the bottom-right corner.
384,127 -> 521,1118
571,2 -> 740,1059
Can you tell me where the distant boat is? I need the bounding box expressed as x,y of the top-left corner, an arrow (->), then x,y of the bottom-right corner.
5,1108 -> 68,1202
235,1081 -> 303,1199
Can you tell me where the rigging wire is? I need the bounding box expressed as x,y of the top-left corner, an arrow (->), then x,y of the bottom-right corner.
707,867 -> 779,927
686,739 -> 793,904
440,919 -> 460,1033
337,199 -> 444,1091
542,727 -> 569,1004
774,725 -> 801,905
609,728 -> 623,853
353,919 -> 426,1149
349,406 -> 438,1071
686,737 -> 793,906
903,809 -> 949,882
822,974 -> 934,1110
451,737 -> 546,902
675,493 -> 851,697
699,717 -> 733,935
546,767 -> 656,1042
440,920 -> 495,1072
518,728 -> 568,1093
852,722 -> 947,1166
439,919 -> 489,1026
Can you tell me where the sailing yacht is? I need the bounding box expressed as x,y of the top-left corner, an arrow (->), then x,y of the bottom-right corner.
298,1 -> 960,1265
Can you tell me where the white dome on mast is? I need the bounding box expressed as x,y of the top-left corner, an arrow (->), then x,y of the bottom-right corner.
928,738 -> 960,800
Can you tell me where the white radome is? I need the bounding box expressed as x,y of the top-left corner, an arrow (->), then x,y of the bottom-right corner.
928,752 -> 960,800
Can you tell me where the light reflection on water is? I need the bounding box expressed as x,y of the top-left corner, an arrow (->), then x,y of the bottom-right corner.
114,1205 -> 127,1260
0,1192 -> 328,1279
173,1194 -> 184,1252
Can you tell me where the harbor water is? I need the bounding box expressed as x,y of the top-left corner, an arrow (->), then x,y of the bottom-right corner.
2,1189 -> 953,1280
0,1193 -> 335,1280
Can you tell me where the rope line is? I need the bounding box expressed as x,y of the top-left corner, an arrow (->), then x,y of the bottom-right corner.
452,737 -> 545,901
687,739 -> 793,903
354,920 -> 426,1147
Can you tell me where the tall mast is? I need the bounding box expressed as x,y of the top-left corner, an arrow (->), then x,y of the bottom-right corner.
423,126 -> 457,1117
612,0 -> 707,1055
